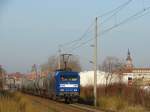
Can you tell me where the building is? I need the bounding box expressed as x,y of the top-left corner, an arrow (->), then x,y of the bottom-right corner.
80,71 -> 121,86
79,49 -> 150,87
6,72 -> 24,89
125,49 -> 133,70
123,49 -> 150,86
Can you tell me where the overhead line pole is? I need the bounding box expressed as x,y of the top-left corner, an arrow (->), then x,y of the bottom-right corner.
58,45 -> 61,69
94,17 -> 98,107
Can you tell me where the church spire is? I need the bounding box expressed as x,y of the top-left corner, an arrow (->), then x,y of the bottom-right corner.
128,48 -> 130,56
126,49 -> 133,69
126,48 -> 132,61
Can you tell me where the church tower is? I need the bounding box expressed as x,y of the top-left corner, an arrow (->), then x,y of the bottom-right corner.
126,49 -> 133,70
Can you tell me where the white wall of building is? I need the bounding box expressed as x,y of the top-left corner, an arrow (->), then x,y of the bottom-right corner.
80,71 -> 150,87
80,71 -> 122,87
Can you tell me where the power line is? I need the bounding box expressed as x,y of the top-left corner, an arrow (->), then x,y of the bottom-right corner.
66,6 -> 150,53
97,0 -> 133,18
101,6 -> 150,35
67,38 -> 93,53
60,21 -> 94,49
61,0 -> 133,52
100,0 -> 133,24
62,28 -> 93,52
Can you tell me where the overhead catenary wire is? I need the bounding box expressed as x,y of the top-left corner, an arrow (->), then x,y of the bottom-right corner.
61,1 -> 133,53
67,38 -> 93,53
65,6 -> 150,53
97,0 -> 133,18
60,0 -> 133,51
60,21 -> 94,48
100,0 -> 133,24
101,6 -> 150,35
62,28 -> 93,53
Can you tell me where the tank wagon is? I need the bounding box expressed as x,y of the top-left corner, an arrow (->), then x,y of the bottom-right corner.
22,70 -> 80,103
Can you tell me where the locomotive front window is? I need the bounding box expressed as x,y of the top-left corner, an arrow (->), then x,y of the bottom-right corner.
60,75 -> 78,81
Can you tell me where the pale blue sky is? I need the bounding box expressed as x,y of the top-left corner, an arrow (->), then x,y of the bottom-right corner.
0,0 -> 150,73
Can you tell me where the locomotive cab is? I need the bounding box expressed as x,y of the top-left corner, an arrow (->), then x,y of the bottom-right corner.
55,70 -> 80,103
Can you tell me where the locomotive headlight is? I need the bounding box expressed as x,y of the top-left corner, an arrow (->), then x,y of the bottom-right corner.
74,89 -> 77,91
60,89 -> 64,91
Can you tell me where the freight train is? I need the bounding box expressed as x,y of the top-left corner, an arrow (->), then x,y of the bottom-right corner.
21,70 -> 80,103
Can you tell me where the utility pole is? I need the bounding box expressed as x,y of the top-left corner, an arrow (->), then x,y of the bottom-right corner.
94,17 -> 98,107
58,45 -> 61,69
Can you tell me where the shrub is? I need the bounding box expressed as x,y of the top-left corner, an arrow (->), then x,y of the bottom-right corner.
80,84 -> 149,111
0,92 -> 34,112
98,96 -> 128,111
123,105 -> 146,112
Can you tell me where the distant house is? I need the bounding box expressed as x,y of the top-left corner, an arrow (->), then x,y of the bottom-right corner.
123,49 -> 150,86
6,72 -> 24,89
79,49 -> 150,87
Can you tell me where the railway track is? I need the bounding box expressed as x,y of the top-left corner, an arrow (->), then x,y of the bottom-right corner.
24,93 -> 104,112
70,104 -> 103,112
70,103 -> 116,112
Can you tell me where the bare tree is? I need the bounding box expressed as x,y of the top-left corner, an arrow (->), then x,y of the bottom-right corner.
41,56 -> 58,73
0,66 -> 6,90
67,55 -> 82,72
41,55 -> 81,73
100,56 -> 125,94
101,56 -> 124,72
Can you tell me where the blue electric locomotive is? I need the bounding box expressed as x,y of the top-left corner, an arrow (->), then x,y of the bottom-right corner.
54,70 -> 80,103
